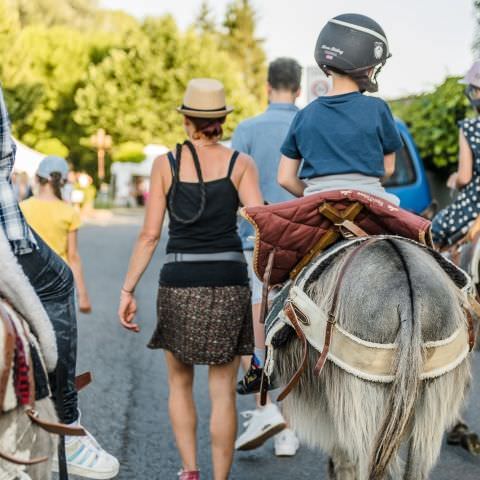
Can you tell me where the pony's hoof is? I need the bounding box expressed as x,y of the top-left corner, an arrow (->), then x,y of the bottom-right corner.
461,432 -> 480,455
446,422 -> 469,445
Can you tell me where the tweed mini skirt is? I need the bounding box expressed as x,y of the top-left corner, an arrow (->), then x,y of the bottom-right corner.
148,285 -> 253,365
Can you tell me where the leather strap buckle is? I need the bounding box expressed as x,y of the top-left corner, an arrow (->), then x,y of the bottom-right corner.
327,312 -> 336,325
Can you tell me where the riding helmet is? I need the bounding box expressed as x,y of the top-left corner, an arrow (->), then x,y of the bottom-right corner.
314,13 -> 390,92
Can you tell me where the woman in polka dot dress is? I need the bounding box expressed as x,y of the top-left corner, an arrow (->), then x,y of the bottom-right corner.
432,61 -> 480,248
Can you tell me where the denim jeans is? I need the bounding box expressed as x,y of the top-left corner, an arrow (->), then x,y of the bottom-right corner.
16,230 -> 78,423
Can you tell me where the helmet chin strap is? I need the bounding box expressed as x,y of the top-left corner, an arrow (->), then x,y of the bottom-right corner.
319,63 -> 384,94
348,64 -> 383,93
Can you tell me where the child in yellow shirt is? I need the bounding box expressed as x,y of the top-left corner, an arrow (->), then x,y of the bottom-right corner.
21,156 -> 92,313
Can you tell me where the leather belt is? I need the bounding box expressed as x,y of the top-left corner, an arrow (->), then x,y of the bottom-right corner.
164,252 -> 246,264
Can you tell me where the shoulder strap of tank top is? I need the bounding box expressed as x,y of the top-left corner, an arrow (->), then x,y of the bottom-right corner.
227,151 -> 240,178
167,151 -> 176,177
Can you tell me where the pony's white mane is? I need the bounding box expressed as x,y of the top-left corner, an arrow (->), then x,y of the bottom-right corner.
0,228 -> 57,371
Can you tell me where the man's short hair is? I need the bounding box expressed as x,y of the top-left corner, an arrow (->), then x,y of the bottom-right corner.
268,57 -> 302,92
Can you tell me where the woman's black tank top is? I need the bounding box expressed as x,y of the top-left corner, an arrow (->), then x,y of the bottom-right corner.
166,150 -> 243,254
160,147 -> 248,288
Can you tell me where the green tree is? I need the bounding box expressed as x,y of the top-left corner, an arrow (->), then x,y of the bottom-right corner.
390,77 -> 470,173
222,0 -> 267,105
2,26 -> 93,156
0,1 -> 20,56
195,1 -> 216,35
112,141 -> 146,163
6,0 -> 98,29
74,16 -> 259,156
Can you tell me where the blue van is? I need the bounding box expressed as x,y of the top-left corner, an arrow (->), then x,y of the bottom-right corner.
385,119 -> 433,215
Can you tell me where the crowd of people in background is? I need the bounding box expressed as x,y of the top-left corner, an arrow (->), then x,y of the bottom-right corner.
10,167 -> 96,211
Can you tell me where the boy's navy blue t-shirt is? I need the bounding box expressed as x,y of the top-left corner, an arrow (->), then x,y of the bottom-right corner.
280,92 -> 403,179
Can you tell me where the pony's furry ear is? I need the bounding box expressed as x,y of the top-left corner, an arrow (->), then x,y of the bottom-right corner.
0,230 -> 57,371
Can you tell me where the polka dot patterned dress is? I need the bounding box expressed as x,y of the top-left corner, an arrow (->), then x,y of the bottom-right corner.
432,117 -> 480,247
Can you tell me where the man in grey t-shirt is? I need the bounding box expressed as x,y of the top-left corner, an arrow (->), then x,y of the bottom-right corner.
232,58 -> 302,456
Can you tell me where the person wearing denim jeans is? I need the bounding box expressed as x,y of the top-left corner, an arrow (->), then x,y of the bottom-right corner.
0,85 -> 119,479
16,229 -> 79,423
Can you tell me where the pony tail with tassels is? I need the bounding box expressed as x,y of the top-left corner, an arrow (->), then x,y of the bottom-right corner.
368,239 -> 422,479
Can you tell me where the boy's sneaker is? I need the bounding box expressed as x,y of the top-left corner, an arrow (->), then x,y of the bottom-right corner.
236,356 -> 278,395
235,403 -> 286,451
274,428 -> 300,457
52,428 -> 119,479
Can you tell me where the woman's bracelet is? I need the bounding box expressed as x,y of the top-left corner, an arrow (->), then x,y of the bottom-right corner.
121,287 -> 135,295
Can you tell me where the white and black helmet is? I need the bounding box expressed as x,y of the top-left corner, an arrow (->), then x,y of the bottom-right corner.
314,13 -> 390,92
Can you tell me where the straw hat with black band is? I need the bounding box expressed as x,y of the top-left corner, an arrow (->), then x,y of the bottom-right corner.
177,78 -> 234,119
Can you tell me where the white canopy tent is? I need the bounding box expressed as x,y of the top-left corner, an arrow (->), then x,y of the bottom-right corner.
111,144 -> 169,206
12,139 -> 45,177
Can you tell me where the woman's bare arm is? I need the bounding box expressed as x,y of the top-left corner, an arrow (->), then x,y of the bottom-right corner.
456,129 -> 473,187
118,155 -> 168,331
236,154 -> 263,207
277,155 -> 305,197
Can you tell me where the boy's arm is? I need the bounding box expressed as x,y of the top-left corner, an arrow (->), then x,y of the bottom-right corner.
278,155 -> 306,197
383,153 -> 396,178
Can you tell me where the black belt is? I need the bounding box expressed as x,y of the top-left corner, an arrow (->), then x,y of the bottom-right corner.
164,252 -> 246,264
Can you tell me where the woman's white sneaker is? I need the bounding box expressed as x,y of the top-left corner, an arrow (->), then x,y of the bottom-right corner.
274,428 -> 299,457
52,429 -> 119,479
235,403 -> 286,451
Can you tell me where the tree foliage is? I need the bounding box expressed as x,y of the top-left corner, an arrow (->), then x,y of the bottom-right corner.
195,1 -> 216,35
74,16 -> 259,149
0,0 -> 266,178
390,77 -> 470,173
222,0 -> 267,104
6,0 -> 98,29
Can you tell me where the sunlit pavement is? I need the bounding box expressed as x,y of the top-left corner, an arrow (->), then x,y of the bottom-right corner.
66,214 -> 480,479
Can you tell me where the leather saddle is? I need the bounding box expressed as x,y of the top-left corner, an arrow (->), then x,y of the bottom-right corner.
241,189 -> 433,287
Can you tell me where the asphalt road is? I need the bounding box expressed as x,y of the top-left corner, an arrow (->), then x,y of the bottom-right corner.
70,217 -> 480,480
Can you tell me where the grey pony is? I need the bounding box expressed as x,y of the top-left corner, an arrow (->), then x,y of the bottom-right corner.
275,238 -> 471,479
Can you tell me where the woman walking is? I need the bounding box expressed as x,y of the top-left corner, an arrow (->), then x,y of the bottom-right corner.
118,78 -> 262,480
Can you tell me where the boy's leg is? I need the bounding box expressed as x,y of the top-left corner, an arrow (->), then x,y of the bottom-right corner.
16,231 -> 78,423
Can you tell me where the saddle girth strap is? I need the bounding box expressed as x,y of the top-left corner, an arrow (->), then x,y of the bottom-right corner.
277,302 -> 310,402
313,238 -> 382,376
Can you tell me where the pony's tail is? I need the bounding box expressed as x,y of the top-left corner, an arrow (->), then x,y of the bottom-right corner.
369,242 -> 421,479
